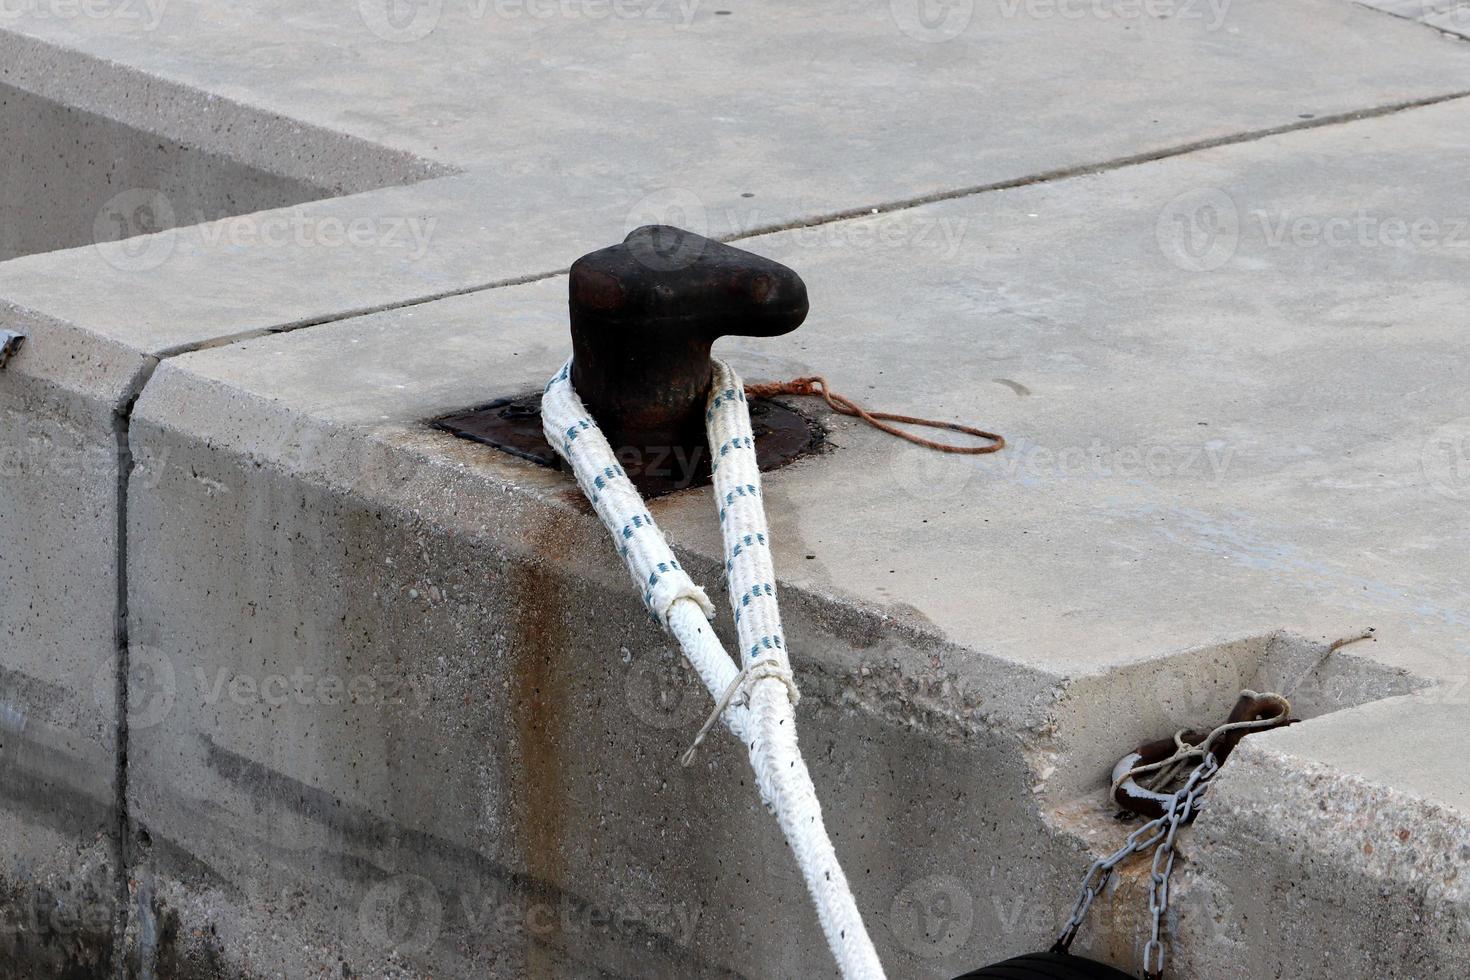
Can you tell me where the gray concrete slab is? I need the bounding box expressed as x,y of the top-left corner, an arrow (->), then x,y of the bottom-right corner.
2,80 -> 326,263
141,92 -> 1470,688
121,92 -> 1470,976
5,0 -> 1470,298
0,44 -> 457,970
3,0 -> 1468,356
0,60 -> 459,969
0,29 -> 450,194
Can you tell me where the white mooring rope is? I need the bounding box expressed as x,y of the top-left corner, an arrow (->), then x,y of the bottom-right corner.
542,357 -> 886,980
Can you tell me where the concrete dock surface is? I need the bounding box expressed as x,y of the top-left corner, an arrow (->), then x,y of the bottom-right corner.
1,1 -> 1467,977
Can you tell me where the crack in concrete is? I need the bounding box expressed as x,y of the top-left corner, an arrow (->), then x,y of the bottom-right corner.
1352,0 -> 1470,40
151,267 -> 565,360
727,91 -> 1470,236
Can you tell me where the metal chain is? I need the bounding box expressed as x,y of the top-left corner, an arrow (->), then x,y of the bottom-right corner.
1052,752 -> 1220,980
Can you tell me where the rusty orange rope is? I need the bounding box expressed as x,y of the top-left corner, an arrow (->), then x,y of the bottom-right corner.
744,376 -> 1004,454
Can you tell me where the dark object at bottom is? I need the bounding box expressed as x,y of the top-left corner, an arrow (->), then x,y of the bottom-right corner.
0,328 -> 25,369
434,391 -> 821,497
955,951 -> 1136,979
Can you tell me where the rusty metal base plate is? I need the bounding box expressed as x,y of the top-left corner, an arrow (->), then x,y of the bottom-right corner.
434,393 -> 822,497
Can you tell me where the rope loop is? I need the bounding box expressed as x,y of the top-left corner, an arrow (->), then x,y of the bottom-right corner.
542,356 -> 886,979
745,375 -> 1005,455
1113,691 -> 1293,797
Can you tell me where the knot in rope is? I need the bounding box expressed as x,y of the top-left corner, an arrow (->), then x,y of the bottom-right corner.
682,658 -> 801,768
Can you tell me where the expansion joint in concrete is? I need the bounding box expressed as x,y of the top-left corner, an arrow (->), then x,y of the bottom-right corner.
155,90 -> 1470,366
150,267 -> 571,359
728,90 -> 1470,241
1352,0 -> 1470,40
110,354 -> 159,980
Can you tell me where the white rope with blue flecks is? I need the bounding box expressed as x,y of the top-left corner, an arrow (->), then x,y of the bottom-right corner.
542,357 -> 886,980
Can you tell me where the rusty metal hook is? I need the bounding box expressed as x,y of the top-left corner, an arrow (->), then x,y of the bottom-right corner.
1111,692 -> 1295,820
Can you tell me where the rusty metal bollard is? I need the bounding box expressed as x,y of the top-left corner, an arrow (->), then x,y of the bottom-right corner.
435,225 -> 818,496
567,224 -> 808,487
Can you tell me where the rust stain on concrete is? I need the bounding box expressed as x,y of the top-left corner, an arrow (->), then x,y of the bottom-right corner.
507,507 -> 577,978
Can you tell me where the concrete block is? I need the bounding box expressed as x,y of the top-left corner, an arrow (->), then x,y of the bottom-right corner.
6,0 -> 1470,246
0,41 -> 463,979
118,89 -> 1470,977
118,339 -> 1069,975
1175,695 -> 1470,980
1,79 -> 344,263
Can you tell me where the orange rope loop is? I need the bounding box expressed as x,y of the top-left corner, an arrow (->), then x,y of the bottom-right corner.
744,376 -> 1005,455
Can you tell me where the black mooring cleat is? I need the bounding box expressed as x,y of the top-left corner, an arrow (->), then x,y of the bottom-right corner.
568,225 -> 808,487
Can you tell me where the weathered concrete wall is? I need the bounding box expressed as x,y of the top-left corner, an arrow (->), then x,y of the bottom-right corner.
115,410 -> 1452,979
115,314 -> 1441,978
0,82 -> 338,263
0,306 -> 155,975
101,77 -> 1470,972
0,32 -> 458,976
121,390 -> 1077,977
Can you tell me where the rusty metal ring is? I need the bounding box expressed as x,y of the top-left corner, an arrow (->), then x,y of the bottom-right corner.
1111,693 -> 1295,819
1111,731 -> 1208,821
